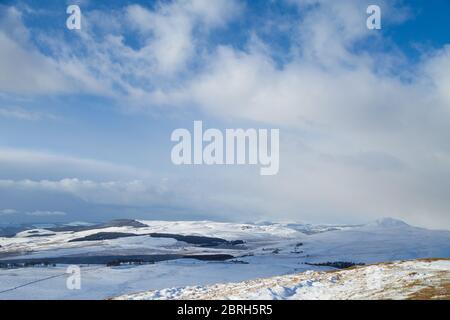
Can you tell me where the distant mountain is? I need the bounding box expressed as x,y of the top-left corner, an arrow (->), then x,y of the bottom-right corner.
303,218 -> 450,264
367,217 -> 410,228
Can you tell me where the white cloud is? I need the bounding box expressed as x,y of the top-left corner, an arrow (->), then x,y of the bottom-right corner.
0,6 -> 73,94
0,31 -> 70,94
423,45 -> 450,107
0,178 -> 167,206
0,1 -> 242,100
154,0 -> 450,229
26,210 -> 67,216
0,106 -> 58,121
0,148 -> 146,181
125,0 -> 241,75
0,208 -> 18,215
0,5 -> 113,96
1,2 -> 450,229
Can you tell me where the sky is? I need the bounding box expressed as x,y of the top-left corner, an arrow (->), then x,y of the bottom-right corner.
0,0 -> 449,229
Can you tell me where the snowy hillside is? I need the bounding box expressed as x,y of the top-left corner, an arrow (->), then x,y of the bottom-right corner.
1,218 -> 449,299
115,259 -> 450,300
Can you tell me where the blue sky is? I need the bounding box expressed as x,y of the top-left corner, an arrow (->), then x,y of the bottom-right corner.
1,0 -> 450,229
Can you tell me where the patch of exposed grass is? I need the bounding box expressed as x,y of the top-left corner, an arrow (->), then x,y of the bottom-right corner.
418,258 -> 450,263
407,282 -> 450,300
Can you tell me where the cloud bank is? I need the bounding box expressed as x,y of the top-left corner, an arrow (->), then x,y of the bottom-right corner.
0,1 -> 449,229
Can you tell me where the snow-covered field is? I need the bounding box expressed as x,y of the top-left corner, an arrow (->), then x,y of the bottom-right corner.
115,259 -> 450,300
0,218 -> 449,300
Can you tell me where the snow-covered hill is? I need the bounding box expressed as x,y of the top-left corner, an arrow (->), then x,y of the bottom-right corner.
115,259 -> 450,300
1,218 -> 449,299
